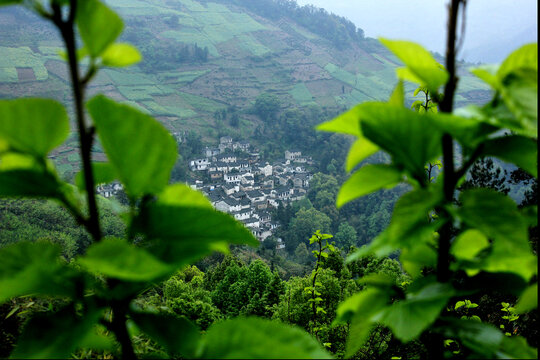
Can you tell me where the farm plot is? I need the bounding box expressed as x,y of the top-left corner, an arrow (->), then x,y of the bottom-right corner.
0,46 -> 48,82
177,91 -> 226,112
289,83 -> 314,103
158,70 -> 211,84
236,34 -> 270,56
324,63 -> 356,87
117,85 -> 173,102
103,69 -> 155,86
142,101 -> 197,118
161,30 -> 220,57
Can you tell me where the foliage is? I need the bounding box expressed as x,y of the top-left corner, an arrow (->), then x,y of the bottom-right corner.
319,6 -> 538,356
0,1 -> 329,358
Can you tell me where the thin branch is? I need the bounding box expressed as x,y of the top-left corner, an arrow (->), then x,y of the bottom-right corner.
53,1 -> 102,242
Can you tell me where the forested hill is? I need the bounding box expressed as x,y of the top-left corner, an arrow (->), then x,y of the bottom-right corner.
0,0 -> 490,173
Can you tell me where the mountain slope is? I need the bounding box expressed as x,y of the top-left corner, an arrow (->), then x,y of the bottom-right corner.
0,0 -> 491,175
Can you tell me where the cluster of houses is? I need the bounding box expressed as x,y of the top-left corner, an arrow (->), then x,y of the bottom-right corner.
189,136 -> 314,245
96,136 -> 314,249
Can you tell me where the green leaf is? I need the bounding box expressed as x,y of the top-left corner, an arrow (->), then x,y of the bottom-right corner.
76,0 -> 123,57
87,95 -> 177,198
0,169 -> 63,198
0,0 -> 22,6
129,311 -> 200,358
101,43 -> 142,67
499,69 -> 537,138
198,317 -> 331,359
388,80 -> 404,106
483,135 -> 537,177
437,318 -> 504,357
496,334 -> 538,359
359,103 -> 443,181
458,189 -> 537,280
316,103 -> 363,136
334,288 -> 391,357
400,241 -> 437,278
470,64 -> 500,89
380,39 -> 448,92
378,281 -> 455,342
430,112 -> 498,148
458,189 -> 536,280
134,203 -> 258,267
11,306 -> 102,359
337,164 -> 402,207
0,241 -> 78,303
157,183 -> 213,208
451,229 -> 489,261
497,43 -> 537,81
0,99 -> 69,157
77,237 -> 174,282
74,162 -> 117,192
345,137 -> 379,172
515,284 -> 537,314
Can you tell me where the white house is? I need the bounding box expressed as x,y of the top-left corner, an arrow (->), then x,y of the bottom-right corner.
189,158 -> 210,171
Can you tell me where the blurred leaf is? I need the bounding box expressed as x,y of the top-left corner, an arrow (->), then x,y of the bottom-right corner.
0,241 -> 78,303
496,335 -> 538,359
515,283 -> 537,314
400,241 -> 437,278
337,164 -> 402,207
316,103 -> 364,136
430,112 -> 498,148
437,318 -> 503,357
0,99 -> 69,157
334,288 -> 391,357
11,306 -> 102,359
87,95 -> 177,198
198,317 -> 331,359
74,162 -> 117,192
470,64 -> 500,89
380,39 -> 448,93
77,237 -> 174,282
459,189 -> 536,280
0,0 -> 22,6
101,43 -> 142,67
129,311 -> 200,358
378,281 -> 455,342
157,183 -> 212,208
482,135 -> 537,177
499,69 -> 537,138
359,103 -> 443,181
497,43 -> 537,80
76,0 -> 123,57
0,169 -> 62,198
134,204 -> 258,267
451,229 -> 489,261
345,137 -> 379,172
388,80 -> 405,106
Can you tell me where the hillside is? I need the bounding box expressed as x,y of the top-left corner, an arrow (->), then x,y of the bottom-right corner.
0,0 -> 491,176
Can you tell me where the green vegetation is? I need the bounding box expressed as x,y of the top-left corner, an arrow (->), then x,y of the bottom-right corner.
0,0 -> 537,359
0,46 -> 48,81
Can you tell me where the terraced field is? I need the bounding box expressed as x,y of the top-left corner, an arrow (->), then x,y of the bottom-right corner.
0,0 -> 492,178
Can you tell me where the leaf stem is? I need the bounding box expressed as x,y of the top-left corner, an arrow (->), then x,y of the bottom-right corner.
52,1 -> 102,242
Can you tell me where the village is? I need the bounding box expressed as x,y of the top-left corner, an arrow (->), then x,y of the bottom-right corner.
187,136 -> 314,248
96,136 -> 314,248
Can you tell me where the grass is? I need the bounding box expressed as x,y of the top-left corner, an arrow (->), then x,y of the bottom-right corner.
103,69 -> 154,86
0,46 -> 48,82
236,34 -> 270,56
324,63 -> 356,87
289,24 -> 318,40
142,101 -> 198,118
120,101 -> 150,114
0,68 -> 17,82
177,91 -> 226,112
158,70 -> 211,83
117,85 -> 171,101
161,30 -> 220,57
289,83 -> 313,103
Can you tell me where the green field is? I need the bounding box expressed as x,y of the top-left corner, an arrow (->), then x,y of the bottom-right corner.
158,70 -> 211,83
178,91 -> 226,112
161,30 -> 220,57
103,69 -> 155,86
0,46 -> 48,82
289,83 -> 313,103
324,63 -> 356,87
236,34 -> 270,56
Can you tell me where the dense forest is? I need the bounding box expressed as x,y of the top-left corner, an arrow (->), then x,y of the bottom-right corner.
0,0 -> 537,359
